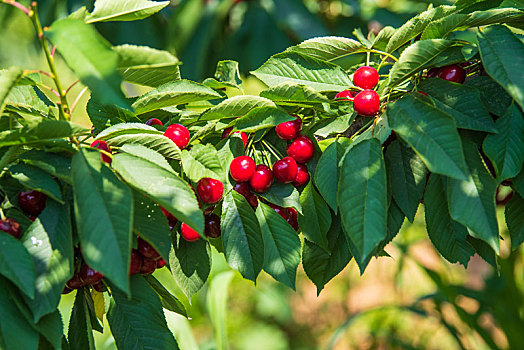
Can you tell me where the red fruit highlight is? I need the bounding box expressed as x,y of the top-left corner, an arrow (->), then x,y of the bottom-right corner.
249,164 -> 273,193
156,258 -> 166,269
197,178 -> 224,204
335,90 -> 354,100
0,218 -> 21,239
268,203 -> 289,220
18,190 -> 47,216
293,164 -> 309,187
222,127 -> 248,147
233,182 -> 258,208
287,135 -> 315,164
438,64 -> 466,84
164,124 -> 190,149
353,66 -> 379,89
230,156 -> 255,182
160,206 -> 177,230
145,118 -> 163,126
275,116 -> 302,140
287,207 -> 299,231
273,157 -> 298,184
90,140 -> 112,163
353,90 -> 380,116
138,237 -> 160,260
181,223 -> 200,242
79,264 -> 104,285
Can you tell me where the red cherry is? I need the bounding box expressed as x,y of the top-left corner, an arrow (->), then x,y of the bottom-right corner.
286,207 -> 299,231
90,140 -> 112,164
137,237 -> 160,260
156,258 -> 166,269
66,273 -> 85,289
92,282 -> 104,293
427,68 -> 440,77
79,264 -> 104,285
181,223 -> 200,242
233,182 -> 258,208
293,164 -> 309,187
129,249 -> 143,275
164,124 -> 190,149
268,203 -> 289,220
417,91 -> 429,97
0,218 -> 21,239
204,213 -> 221,238
249,165 -> 273,193
160,206 -> 177,230
222,127 -> 248,147
335,90 -> 354,100
230,156 -> 255,182
353,66 -> 379,89
353,90 -> 380,116
275,116 -> 302,140
18,190 -> 47,216
145,118 -> 163,126
273,157 -> 298,184
140,258 -> 157,275
438,64 -> 466,84
287,135 -> 315,164
197,178 -> 224,204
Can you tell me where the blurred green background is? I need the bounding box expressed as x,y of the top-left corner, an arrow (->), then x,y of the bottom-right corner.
1,0 -> 523,349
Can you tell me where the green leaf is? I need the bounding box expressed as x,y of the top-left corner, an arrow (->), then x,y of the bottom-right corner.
251,52 -> 353,92
6,85 -> 55,116
68,289 -> 96,350
234,106 -> 295,132
0,66 -> 23,115
297,182 -> 332,251
46,18 -> 130,110
0,234 -> 35,298
86,98 -> 138,131
86,0 -> 169,23
302,215 -> 351,294
483,104 -> 524,182
21,200 -> 73,322
314,139 -> 344,212
181,144 -> 224,183
514,167 -> 524,197
120,143 -> 174,173
132,80 -> 221,114
338,138 -> 387,272
505,192 -> 524,251
259,82 -> 329,107
34,310 -> 64,350
72,149 -> 133,293
424,174 -> 476,266
169,235 -> 211,301
387,94 -> 468,180
388,39 -> 455,87
112,152 -> 203,233
421,13 -> 469,40
255,203 -> 301,289
114,44 -> 181,87
9,164 -> 63,203
418,78 -> 497,133
446,139 -> 499,254
206,271 -> 235,350
383,199 -> 405,249
385,140 -> 428,222
466,76 -> 513,117
221,191 -> 264,282
19,150 -> 72,184
144,275 -> 187,317
477,25 -> 524,110
107,276 -> 178,349
213,60 -> 243,91
201,95 -> 276,121
258,182 -> 302,214
288,36 -> 366,61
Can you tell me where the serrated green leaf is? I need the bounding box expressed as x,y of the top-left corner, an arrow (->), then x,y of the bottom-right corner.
201,95 -> 276,121
144,275 -> 187,317
181,144 -> 224,183
9,164 -> 63,203
297,181 -> 331,251
19,150 -> 72,184
213,60 -> 243,91
86,0 -> 169,23
86,98 -> 138,131
258,182 -> 302,214
6,85 -> 55,116
120,143 -> 174,173
0,66 -> 24,115
259,82 -> 329,106
288,36 -> 366,61
421,14 -> 469,40
505,192 -> 524,250
466,76 -> 513,117
0,234 -> 35,298
314,140 -> 342,212
372,26 -> 397,51
68,289 -> 96,350
234,106 -> 295,132
514,167 -> 524,197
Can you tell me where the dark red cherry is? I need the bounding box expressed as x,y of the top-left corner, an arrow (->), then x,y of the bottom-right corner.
90,140 -> 112,164
353,90 -> 380,116
164,124 -> 190,149
145,118 -> 163,126
353,66 -> 379,89
156,258 -> 166,269
249,165 -> 273,193
275,116 -> 302,140
92,282 -> 104,293
335,90 -> 354,100
268,203 -> 289,220
438,64 -> 466,84
181,223 -> 200,242
204,213 -> 221,238
233,182 -> 258,208
427,68 -> 440,77
160,206 -> 177,230
129,249 -> 143,275
222,127 -> 248,147
18,190 -> 47,216
79,264 -> 104,285
137,237 -> 160,260
287,135 -> 315,164
197,178 -> 224,204
62,286 -> 73,294
273,157 -> 298,184
286,207 -> 299,231
0,218 -> 21,239
66,273 -> 85,289
293,164 -> 309,187
140,258 -> 157,275
417,91 -> 429,97
230,156 -> 255,182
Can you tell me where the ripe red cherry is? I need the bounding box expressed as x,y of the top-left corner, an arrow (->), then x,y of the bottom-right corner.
335,90 -> 354,100
137,237 -> 160,260
145,118 -> 163,126
0,218 -> 21,239
222,127 -> 248,147
164,124 -> 190,149
160,206 -> 177,230
197,178 -> 224,204
18,190 -> 47,216
353,66 -> 379,89
140,258 -> 157,275
293,164 -> 309,187
427,68 -> 440,77
233,182 -> 258,207
156,258 -> 166,268
353,90 -> 380,116
268,203 -> 289,220
287,207 -> 299,231
273,157 -> 298,184
66,273 -> 85,289
417,91 -> 429,97
230,156 -> 255,182
181,223 -> 200,242
79,264 -> 104,285
275,116 -> 302,140
438,64 -> 466,84
129,249 -> 143,275
249,165 -> 273,193
204,213 -> 221,238
90,140 -> 112,164
287,135 -> 315,164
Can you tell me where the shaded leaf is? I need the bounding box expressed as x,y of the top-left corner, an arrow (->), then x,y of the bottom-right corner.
9,164 -> 63,203
144,275 -> 187,317
297,181 -> 331,251
86,0 -> 169,23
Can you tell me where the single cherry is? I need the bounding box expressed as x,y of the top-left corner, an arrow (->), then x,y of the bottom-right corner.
129,249 -> 143,275
287,135 -> 315,164
137,237 -> 160,260
233,182 -> 258,207
293,164 -> 309,187
79,264 -> 104,285
249,165 -> 273,193
145,118 -> 163,126
275,116 -> 302,140
427,68 -> 440,77
90,140 -> 112,164
160,206 -> 177,230
438,64 -> 466,84
204,213 -> 221,238
353,66 -> 379,89
0,218 -> 21,239
230,156 -> 255,182
197,178 -> 224,204
268,203 -> 289,220
164,124 -> 190,149
181,223 -> 200,242
287,207 -> 299,231
18,190 -> 47,216
140,258 -> 157,275
335,90 -> 354,100
157,258 -> 166,269
353,90 -> 380,116
273,157 -> 298,184
66,273 -> 85,289
203,205 -> 215,215
222,127 -> 248,147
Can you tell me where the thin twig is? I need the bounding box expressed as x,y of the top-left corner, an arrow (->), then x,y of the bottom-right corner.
65,79 -> 80,95
1,0 -> 30,15
70,86 -> 88,114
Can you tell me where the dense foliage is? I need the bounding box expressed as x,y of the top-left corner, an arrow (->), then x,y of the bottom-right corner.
0,0 -> 523,348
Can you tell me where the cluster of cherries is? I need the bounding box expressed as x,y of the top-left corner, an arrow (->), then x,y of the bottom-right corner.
335,66 -> 381,116
0,189 -> 48,239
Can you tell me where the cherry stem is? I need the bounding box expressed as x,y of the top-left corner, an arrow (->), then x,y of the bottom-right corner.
70,86 -> 89,115
261,140 -> 283,160
1,0 -> 30,15
37,83 -> 60,97
24,69 -> 54,79
65,79 -> 80,95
